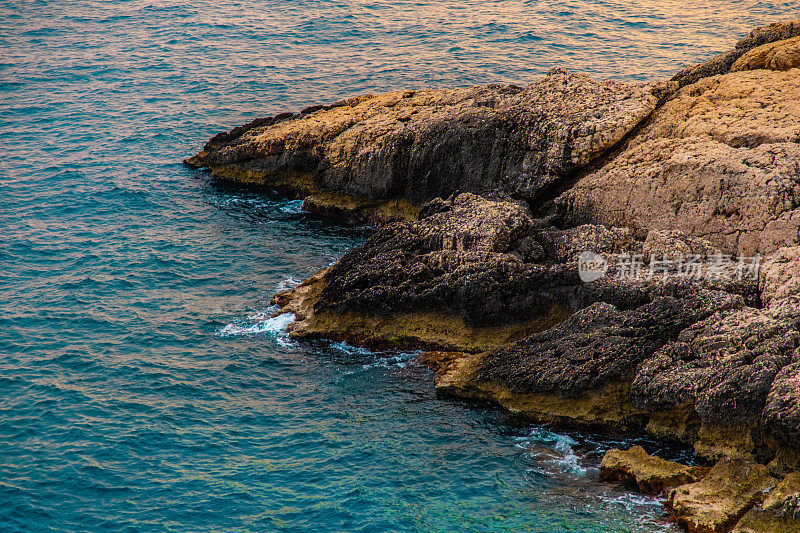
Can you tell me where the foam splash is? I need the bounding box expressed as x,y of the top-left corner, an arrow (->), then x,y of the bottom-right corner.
218,310 -> 296,346
276,276 -> 301,292
516,427 -> 588,477
328,341 -> 421,374
278,199 -> 305,214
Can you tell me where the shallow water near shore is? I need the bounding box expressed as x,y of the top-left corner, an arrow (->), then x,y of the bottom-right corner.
2,1 -> 796,531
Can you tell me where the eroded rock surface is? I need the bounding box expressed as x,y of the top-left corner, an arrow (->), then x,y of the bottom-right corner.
763,362 -> 800,451
632,308 -> 799,456
558,68 -> 800,255
187,70 -> 659,218
474,289 -> 740,397
667,458 -> 777,533
734,472 -> 800,532
599,445 -> 708,495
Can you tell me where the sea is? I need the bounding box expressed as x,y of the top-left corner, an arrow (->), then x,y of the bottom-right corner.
2,1 -> 796,531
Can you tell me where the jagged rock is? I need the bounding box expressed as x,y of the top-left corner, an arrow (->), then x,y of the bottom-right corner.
558,68 -> 800,255
667,458 -> 777,533
187,70 -> 659,219
272,193 -> 579,351
734,472 -> 800,532
732,36 -> 800,72
473,289 -> 741,397
600,445 -> 709,495
761,247 -> 800,323
763,362 -> 800,451
632,308 -> 799,457
313,193 -> 575,329
672,20 -> 800,87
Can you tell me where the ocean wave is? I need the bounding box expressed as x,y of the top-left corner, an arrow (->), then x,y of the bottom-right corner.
516,427 -> 588,477
218,311 -> 295,346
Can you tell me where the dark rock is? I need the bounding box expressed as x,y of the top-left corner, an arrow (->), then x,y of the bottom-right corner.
474,289 -> 740,396
763,362 -> 800,449
632,308 -> 799,428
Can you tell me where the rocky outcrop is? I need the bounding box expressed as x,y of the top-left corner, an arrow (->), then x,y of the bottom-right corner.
632,308 -> 799,458
734,472 -> 800,532
671,20 -> 800,88
558,67 -> 800,255
186,70 -> 660,222
667,458 -> 777,533
599,445 -> 709,495
731,36 -> 800,73
273,193 -> 575,352
191,20 -> 800,531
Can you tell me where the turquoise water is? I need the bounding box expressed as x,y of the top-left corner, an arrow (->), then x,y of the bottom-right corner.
1,1 -> 796,531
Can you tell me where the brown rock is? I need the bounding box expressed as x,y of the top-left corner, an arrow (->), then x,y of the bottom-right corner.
760,247 -> 800,323
187,70 -> 659,212
732,36 -> 800,73
734,472 -> 800,532
558,68 -> 800,256
668,458 -> 777,533
599,445 -> 708,495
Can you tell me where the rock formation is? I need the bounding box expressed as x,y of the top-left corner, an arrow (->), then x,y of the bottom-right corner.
186,71 -> 660,222
599,445 -> 709,495
188,20 -> 800,533
667,459 -> 777,533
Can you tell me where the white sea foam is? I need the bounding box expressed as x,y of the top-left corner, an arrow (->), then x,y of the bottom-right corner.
329,341 -> 420,374
218,311 -> 296,346
278,199 -> 305,214
516,427 -> 588,477
275,276 -> 301,292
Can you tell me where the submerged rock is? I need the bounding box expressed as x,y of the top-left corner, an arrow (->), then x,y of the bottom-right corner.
187,70 -> 659,221
667,458 -> 777,533
599,445 -> 708,495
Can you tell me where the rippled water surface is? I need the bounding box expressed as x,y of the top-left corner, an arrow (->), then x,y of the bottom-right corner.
2,1 -> 796,531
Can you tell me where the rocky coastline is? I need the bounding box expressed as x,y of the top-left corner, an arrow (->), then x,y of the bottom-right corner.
187,21 -> 800,532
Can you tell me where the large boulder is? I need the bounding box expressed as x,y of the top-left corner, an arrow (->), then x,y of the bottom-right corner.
667,458 -> 777,533
600,445 -> 709,495
187,70 -> 659,216
734,472 -> 800,532
558,67 -> 800,255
